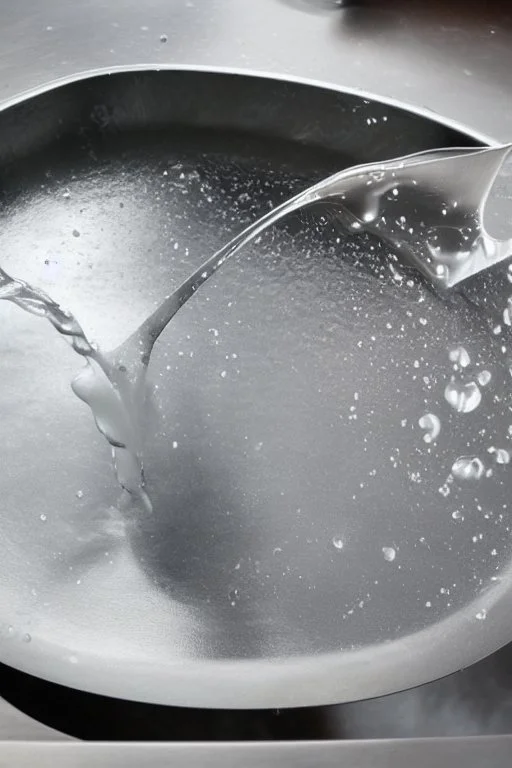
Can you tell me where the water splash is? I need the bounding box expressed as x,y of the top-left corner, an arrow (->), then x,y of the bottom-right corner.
0,267 -> 151,512
1,144 -> 510,508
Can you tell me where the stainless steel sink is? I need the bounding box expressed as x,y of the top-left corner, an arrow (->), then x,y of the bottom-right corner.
1,641 -> 512,740
1,0 -> 512,763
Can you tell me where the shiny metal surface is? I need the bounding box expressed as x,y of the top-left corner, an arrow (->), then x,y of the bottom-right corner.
0,0 -> 510,144
3,67 -> 510,710
0,0 -> 511,727
4,737 -> 512,767
0,697 -> 65,742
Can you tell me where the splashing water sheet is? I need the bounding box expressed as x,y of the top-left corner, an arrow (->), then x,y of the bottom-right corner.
1,143 -> 511,515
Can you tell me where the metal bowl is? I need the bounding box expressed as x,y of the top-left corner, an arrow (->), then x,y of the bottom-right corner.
1,68 -> 512,709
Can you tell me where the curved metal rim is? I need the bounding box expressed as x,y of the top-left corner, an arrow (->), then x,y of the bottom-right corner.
3,63 -> 511,711
0,61 -> 498,148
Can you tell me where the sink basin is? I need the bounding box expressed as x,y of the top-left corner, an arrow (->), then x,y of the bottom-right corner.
1,640 -> 512,739
2,66 -> 512,711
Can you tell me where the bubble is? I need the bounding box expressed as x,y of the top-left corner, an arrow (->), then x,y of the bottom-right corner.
452,456 -> 485,481
75,490 -> 83,499
444,380 -> 481,413
475,609 -> 487,621
418,413 -> 441,443
160,33 -> 168,43
452,509 -> 463,520
22,633 -> 31,643
332,537 -> 344,550
39,513 -> 47,522
382,546 -> 396,562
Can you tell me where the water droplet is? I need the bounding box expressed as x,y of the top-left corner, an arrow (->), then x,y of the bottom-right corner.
7,626 -> 13,635
448,345 -> 470,368
220,370 -> 227,378
418,413 -> 441,443
172,440 -> 178,449
160,33 -> 168,42
229,588 -> 240,605
382,546 -> 396,562
452,456 -> 485,481
332,537 -> 344,550
504,297 -> 512,326
489,447 -> 510,464
477,370 -> 492,386
75,490 -> 83,499
475,609 -> 487,621
444,380 -> 481,413
22,633 -> 31,643
72,229 -> 80,238
39,513 -> 47,522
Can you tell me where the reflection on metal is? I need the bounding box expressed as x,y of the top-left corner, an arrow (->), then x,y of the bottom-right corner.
0,0 -> 511,753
